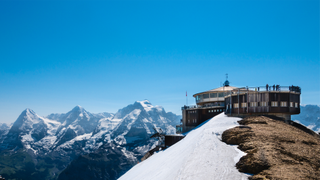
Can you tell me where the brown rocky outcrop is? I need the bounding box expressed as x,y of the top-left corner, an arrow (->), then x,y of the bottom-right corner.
222,116 -> 320,180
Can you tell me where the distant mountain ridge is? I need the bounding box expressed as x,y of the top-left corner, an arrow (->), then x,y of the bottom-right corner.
292,104 -> 320,133
2,103 -> 318,180
0,100 -> 181,180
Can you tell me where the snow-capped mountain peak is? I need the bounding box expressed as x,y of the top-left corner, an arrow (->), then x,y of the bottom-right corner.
0,102 -> 181,179
13,108 -> 43,130
71,105 -> 84,112
136,100 -> 154,112
23,108 -> 37,118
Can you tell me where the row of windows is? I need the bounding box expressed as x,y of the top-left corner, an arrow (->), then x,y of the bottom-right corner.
233,102 -> 299,108
196,92 -> 232,101
188,119 -> 197,123
208,109 -> 223,113
188,110 -> 197,114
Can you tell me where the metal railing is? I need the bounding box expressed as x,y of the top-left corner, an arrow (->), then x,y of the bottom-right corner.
181,103 -> 225,110
238,85 -> 301,93
194,86 -> 301,104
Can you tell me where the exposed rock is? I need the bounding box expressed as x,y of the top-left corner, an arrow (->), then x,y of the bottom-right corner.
222,116 -> 320,180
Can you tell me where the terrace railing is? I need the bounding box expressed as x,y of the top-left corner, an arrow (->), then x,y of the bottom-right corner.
239,85 -> 301,93
181,103 -> 225,110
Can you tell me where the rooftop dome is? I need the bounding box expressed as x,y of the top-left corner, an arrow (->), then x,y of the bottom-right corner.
223,80 -> 230,86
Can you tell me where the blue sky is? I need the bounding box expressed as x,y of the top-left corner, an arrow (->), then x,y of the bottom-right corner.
0,0 -> 319,123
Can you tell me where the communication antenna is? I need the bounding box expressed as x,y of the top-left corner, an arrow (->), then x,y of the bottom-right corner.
223,73 -> 230,86
186,91 -> 188,106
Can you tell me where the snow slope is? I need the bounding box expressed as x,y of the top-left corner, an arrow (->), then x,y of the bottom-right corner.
119,113 -> 249,180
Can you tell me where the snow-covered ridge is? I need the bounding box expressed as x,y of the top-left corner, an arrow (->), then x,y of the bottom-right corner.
1,100 -> 181,158
119,113 -> 249,180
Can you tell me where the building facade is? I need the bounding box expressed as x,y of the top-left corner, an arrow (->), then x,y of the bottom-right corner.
177,81 -> 301,134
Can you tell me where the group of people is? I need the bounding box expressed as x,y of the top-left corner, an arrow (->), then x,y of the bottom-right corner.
266,84 -> 280,91
289,85 -> 301,93
264,84 -> 300,92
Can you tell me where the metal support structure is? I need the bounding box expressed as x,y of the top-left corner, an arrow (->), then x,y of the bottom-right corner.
238,89 -> 240,115
230,90 -> 232,115
247,88 -> 249,113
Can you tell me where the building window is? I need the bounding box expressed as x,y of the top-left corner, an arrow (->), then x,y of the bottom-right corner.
290,102 -> 293,107
250,102 -> 257,107
203,94 -> 209,99
188,120 -> 190,123
271,101 -> 278,107
234,103 -> 239,108
218,92 -> 224,97
295,102 -> 298,108
261,102 -> 267,106
210,93 -> 217,98
241,103 -> 247,107
280,102 -> 287,107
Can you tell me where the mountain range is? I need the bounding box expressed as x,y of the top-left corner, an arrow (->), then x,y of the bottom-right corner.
0,100 -> 181,180
292,104 -> 320,133
0,103 -> 318,180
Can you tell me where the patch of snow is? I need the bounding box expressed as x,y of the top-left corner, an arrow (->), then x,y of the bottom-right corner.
154,105 -> 164,112
137,100 -> 153,112
21,133 -> 34,142
42,118 -> 61,135
34,135 -> 57,150
56,133 -> 92,149
119,113 -> 249,180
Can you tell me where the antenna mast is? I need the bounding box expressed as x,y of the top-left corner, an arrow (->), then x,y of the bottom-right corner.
223,73 -> 230,86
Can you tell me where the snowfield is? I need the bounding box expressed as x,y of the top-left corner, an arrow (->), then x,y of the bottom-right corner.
119,113 -> 250,180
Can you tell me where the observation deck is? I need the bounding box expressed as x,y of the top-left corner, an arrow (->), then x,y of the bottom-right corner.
224,85 -> 301,120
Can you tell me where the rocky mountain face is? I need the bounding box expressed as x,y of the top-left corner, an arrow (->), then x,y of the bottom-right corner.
57,142 -> 137,180
0,100 -> 181,180
57,100 -> 181,180
292,105 -> 320,133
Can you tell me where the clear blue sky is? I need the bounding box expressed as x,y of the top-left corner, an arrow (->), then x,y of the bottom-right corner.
0,0 -> 319,123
